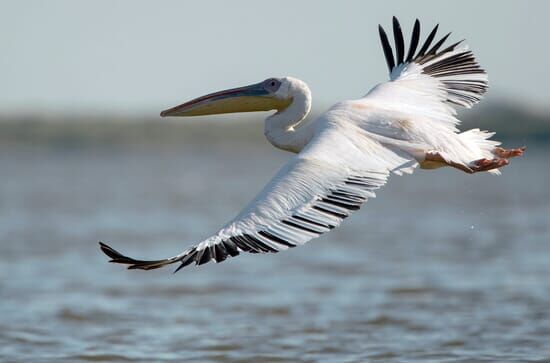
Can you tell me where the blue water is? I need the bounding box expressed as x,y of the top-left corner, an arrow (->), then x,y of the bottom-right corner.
1,141 -> 549,362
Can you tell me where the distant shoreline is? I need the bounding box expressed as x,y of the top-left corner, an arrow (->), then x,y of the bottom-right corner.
1,103 -> 548,147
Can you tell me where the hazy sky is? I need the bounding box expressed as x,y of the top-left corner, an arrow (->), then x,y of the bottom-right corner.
1,1 -> 548,115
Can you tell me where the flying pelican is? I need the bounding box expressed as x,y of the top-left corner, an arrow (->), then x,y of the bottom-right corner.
100,17 -> 525,273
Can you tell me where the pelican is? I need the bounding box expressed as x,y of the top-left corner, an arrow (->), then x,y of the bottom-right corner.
100,17 -> 524,273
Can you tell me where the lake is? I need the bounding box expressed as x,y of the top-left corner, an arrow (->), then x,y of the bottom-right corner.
1,134 -> 549,362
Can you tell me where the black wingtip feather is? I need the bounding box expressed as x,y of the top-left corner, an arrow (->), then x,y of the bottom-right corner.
213,244 -> 228,263
100,235 -> 251,274
197,247 -> 212,265
437,39 -> 465,56
378,25 -> 395,73
405,19 -> 421,62
392,17 -> 405,65
173,252 -> 197,273
99,241 -> 172,270
416,23 -> 439,58
417,32 -> 452,64
428,32 -> 451,55
99,241 -> 137,264
222,241 -> 240,257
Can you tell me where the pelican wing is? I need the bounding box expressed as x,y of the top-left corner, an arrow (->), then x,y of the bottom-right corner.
99,127 -> 415,272
367,17 -> 488,128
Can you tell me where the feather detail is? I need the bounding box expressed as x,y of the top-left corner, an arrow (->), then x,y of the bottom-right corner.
377,17 -> 488,108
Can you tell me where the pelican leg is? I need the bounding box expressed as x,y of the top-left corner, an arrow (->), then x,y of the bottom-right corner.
423,151 -> 474,173
423,151 -> 511,174
494,146 -> 526,158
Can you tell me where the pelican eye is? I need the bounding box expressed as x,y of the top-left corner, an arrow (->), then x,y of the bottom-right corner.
263,78 -> 281,93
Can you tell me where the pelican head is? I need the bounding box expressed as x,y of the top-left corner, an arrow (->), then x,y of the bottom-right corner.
160,77 -> 295,117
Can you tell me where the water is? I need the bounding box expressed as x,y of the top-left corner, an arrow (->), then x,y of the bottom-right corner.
1,139 -> 549,362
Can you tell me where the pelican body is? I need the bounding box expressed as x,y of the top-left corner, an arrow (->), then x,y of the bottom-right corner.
100,18 -> 524,272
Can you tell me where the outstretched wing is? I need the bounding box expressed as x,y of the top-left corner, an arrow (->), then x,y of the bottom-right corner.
100,127 -> 415,272
366,17 -> 488,127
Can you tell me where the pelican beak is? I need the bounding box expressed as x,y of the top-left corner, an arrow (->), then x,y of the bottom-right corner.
160,82 -> 291,117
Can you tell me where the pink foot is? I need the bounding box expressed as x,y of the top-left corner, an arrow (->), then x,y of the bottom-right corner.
494,146 -> 526,158
471,158 -> 509,173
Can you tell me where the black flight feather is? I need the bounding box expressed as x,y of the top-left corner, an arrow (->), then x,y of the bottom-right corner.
99,241 -> 169,270
406,19 -> 421,62
428,32 -> 451,55
392,16 -> 405,65
418,32 -> 452,64
416,23 -> 439,58
378,25 -> 395,72
437,39 -> 465,57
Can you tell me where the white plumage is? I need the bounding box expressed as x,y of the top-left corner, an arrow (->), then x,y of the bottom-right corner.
100,17 -> 524,272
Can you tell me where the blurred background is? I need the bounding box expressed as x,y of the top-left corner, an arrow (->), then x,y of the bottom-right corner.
1,1 -> 549,362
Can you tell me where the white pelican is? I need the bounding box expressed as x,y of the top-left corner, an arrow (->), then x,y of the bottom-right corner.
100,17 -> 524,272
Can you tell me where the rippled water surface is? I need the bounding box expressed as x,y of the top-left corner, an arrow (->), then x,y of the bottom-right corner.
1,141 -> 549,362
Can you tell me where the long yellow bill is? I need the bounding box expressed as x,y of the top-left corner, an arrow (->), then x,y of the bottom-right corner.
160,82 -> 291,117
